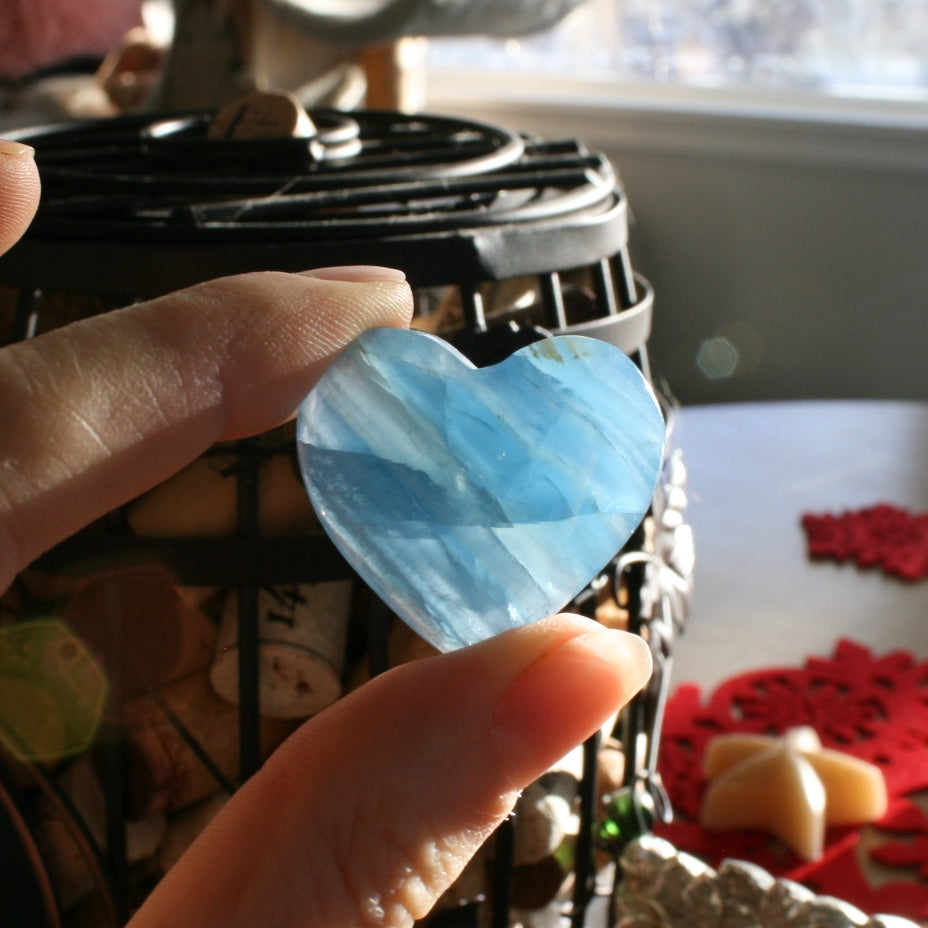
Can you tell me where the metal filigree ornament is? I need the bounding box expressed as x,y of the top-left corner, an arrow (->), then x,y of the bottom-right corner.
598,412 -> 694,858
614,836 -> 919,928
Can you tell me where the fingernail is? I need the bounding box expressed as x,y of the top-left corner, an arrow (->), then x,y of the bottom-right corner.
300,265 -> 406,283
0,140 -> 35,159
492,618 -> 652,762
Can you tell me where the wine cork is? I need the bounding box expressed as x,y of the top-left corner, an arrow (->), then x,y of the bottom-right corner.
210,582 -> 350,718
597,740 -> 626,802
157,791 -> 229,874
64,566 -> 217,703
36,757 -> 167,910
127,454 -> 239,536
60,757 -> 167,859
35,816 -> 97,911
594,593 -> 628,631
127,452 -> 319,537
510,854 -> 571,911
208,90 -> 315,139
120,670 -> 294,819
55,889 -> 115,928
476,852 -> 570,924
254,452 -> 322,535
174,583 -> 223,611
345,615 -> 439,692
512,774 -> 579,867
12,568 -> 78,611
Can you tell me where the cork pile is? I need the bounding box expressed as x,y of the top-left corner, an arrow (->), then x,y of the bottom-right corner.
0,428 -> 640,927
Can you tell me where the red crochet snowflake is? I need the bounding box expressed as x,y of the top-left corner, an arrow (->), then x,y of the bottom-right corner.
654,639 -> 928,919
801,504 -> 928,580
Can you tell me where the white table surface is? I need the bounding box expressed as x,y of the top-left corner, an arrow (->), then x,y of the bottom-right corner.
669,399 -> 928,694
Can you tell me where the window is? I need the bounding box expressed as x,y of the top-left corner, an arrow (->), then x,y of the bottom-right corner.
427,0 -> 928,105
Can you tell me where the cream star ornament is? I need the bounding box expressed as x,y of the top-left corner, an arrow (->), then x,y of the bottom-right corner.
699,726 -> 888,861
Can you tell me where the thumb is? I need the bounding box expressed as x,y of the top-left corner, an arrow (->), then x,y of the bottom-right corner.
0,140 -> 40,256
129,614 -> 652,928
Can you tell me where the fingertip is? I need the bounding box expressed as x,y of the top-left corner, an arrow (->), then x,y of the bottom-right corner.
0,140 -> 35,159
490,614 -> 652,777
119,268 -> 414,441
0,139 -> 40,255
209,271 -> 413,436
299,265 -> 407,284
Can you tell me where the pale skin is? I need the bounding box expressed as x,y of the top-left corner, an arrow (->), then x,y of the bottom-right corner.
0,139 -> 652,928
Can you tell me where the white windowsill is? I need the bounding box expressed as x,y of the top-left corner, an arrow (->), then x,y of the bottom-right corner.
427,68 -> 928,126
425,69 -> 928,176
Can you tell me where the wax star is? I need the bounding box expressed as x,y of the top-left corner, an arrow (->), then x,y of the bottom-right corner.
699,726 -> 887,861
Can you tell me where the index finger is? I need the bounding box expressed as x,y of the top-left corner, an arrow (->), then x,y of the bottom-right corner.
0,269 -> 412,590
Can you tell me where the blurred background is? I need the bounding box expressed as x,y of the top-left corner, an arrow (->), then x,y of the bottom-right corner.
2,0 -> 926,405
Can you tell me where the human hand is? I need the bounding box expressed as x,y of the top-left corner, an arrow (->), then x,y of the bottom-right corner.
0,142 -> 652,928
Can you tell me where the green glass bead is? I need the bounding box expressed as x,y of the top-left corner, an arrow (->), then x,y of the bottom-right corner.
597,787 -> 656,854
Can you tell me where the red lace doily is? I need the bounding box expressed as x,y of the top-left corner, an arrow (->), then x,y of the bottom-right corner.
655,639 -> 928,919
802,504 -> 928,581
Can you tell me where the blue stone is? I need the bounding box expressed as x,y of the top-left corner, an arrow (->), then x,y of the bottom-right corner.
296,328 -> 665,652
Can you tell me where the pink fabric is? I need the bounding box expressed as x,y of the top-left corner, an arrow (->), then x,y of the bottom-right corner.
655,639 -> 928,919
0,0 -> 143,80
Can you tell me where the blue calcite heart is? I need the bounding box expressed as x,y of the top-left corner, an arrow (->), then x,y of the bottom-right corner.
296,328 -> 665,652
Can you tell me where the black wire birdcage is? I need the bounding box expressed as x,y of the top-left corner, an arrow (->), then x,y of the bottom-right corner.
0,107 -> 689,928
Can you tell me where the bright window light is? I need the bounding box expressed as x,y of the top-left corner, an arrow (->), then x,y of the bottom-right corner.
427,0 -> 928,104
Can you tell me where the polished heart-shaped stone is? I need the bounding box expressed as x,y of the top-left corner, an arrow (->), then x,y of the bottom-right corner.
296,328 -> 665,652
